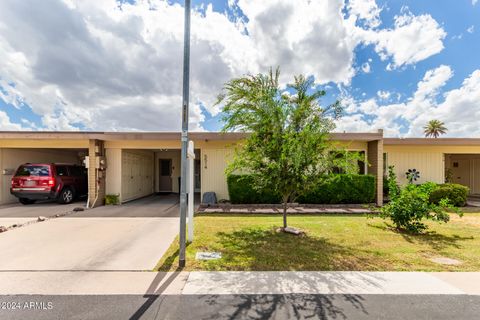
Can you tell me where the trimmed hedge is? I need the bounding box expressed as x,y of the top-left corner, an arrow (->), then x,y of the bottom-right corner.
227,175 -> 281,204
227,174 -> 376,204
429,183 -> 469,207
298,174 -> 376,204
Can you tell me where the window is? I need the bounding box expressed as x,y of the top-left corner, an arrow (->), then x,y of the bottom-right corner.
358,151 -> 366,175
70,166 -> 85,177
55,166 -> 69,176
15,165 -> 50,177
160,160 -> 171,176
383,153 -> 388,176
330,151 -> 366,174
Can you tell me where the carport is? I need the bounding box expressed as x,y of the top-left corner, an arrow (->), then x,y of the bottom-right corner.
0,147 -> 88,205
445,154 -> 480,195
105,144 -> 200,204
0,132 -> 108,209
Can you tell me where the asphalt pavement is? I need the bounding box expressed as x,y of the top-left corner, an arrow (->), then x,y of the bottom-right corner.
1,294 -> 479,320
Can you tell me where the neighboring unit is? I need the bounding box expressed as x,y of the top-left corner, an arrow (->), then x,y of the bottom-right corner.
0,131 -> 479,207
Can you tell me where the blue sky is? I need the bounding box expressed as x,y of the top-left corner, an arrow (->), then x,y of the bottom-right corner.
0,0 -> 479,136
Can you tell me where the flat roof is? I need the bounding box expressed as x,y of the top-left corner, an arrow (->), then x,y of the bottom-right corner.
384,138 -> 480,146
2,131 -> 480,145
0,131 -> 383,141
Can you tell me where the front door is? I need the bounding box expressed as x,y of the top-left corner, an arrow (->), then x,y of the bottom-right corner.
194,159 -> 201,192
451,159 -> 471,192
159,159 -> 172,192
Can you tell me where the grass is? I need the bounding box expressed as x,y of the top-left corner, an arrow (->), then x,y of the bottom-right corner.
155,213 -> 480,272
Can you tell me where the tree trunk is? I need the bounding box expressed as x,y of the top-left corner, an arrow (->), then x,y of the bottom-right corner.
282,199 -> 288,229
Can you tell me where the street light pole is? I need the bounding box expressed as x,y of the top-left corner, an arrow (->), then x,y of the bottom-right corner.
179,0 -> 191,268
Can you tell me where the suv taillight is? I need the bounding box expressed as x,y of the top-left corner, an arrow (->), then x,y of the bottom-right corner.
48,178 -> 55,187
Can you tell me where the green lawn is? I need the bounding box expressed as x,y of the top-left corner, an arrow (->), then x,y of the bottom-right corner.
155,213 -> 480,272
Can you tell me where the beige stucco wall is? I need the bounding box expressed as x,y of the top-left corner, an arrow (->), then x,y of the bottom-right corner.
201,148 -> 235,201
0,139 -> 88,149
105,148 -> 122,200
0,148 -> 82,204
333,141 -> 368,151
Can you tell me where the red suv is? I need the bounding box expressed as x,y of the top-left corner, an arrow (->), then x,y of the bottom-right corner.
10,163 -> 88,205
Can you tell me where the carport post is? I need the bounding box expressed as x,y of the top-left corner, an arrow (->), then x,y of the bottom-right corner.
179,0 -> 191,268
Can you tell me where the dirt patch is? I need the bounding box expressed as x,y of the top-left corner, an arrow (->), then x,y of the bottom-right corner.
450,214 -> 480,227
430,257 -> 462,265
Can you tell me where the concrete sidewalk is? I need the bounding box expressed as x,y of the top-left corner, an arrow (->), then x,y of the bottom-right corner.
0,271 -> 478,295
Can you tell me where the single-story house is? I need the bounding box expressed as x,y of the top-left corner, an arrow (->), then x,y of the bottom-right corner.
1,130 -> 479,207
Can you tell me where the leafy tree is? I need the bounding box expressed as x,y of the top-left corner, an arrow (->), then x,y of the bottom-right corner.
424,120 -> 447,138
218,68 -> 357,230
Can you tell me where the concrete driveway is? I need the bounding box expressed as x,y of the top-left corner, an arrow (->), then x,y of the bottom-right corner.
0,195 -> 180,271
0,201 -> 82,218
0,201 -> 82,228
74,194 -> 180,217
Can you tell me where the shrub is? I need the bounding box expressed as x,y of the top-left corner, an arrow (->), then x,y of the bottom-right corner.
227,175 -> 281,204
227,174 -> 375,204
415,181 -> 440,197
386,166 -> 400,200
298,174 -> 375,204
380,186 -> 458,233
105,194 -> 120,205
429,183 -> 469,207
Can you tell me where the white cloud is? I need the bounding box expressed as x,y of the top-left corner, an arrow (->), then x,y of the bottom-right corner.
452,34 -> 463,40
335,65 -> 480,137
0,110 -> 26,130
347,0 -> 382,28
412,65 -> 452,102
0,0 -> 363,131
473,0 -> 478,6
358,10 -> 446,68
237,0 -> 357,85
467,25 -> 475,33
361,62 -> 371,73
377,90 -> 390,100
0,0 -> 450,131
423,69 -> 480,137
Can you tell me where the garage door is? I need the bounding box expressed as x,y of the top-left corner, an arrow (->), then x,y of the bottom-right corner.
121,151 -> 154,202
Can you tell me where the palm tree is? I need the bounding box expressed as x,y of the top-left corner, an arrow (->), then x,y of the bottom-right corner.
424,120 -> 447,138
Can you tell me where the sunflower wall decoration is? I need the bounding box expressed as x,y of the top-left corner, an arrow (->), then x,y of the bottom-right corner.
405,169 -> 420,184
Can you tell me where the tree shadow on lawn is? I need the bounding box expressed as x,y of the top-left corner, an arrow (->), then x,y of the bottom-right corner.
214,228 -> 388,271
369,222 -> 474,251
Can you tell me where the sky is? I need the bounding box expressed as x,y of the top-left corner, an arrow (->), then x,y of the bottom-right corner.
0,0 -> 479,137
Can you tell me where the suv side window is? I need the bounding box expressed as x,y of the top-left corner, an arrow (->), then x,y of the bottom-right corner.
70,166 -> 84,177
55,166 -> 69,177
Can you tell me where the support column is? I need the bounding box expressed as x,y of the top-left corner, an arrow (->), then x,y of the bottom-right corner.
88,139 -> 106,208
368,137 -> 384,206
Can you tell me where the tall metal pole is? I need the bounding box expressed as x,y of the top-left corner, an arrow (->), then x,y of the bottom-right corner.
179,0 -> 191,268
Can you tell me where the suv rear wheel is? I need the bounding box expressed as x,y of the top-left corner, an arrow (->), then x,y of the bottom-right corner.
19,198 -> 36,205
57,187 -> 75,204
